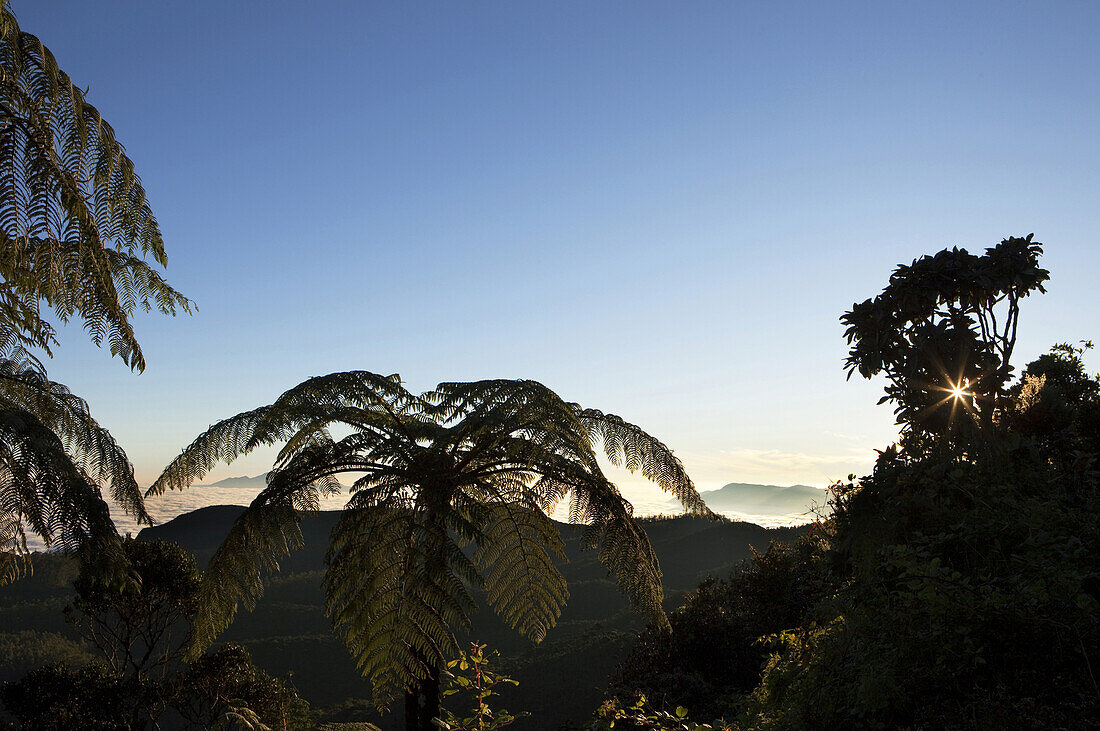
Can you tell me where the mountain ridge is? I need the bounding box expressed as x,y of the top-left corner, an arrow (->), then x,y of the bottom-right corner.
698,482 -> 828,515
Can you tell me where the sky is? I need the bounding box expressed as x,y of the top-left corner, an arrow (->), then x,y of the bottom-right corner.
11,1 -> 1100,522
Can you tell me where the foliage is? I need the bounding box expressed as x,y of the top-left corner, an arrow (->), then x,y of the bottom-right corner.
0,0 -> 191,371
64,536 -> 199,683
737,239 -> 1100,728
0,0 -> 190,584
584,693 -> 735,730
0,389 -> 135,586
175,644 -> 312,731
841,235 -> 1047,440
0,661 -> 130,729
0,538 -> 309,729
600,237 -> 1098,730
745,443 -> 1100,728
150,372 -> 709,728
433,643 -> 526,731
1003,340 -> 1100,485
0,629 -> 92,682
611,532 -> 830,721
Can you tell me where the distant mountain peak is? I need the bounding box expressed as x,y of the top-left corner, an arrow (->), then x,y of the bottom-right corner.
197,472 -> 352,491
199,473 -> 270,488
697,482 -> 828,516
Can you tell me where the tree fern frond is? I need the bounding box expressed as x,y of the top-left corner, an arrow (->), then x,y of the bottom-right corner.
151,371 -> 410,496
0,358 -> 147,523
0,506 -> 30,585
187,484 -> 308,659
575,407 -> 713,516
147,407 -> 270,496
0,4 -> 191,371
325,503 -> 471,709
474,500 -> 567,643
589,510 -> 667,630
0,406 -> 122,581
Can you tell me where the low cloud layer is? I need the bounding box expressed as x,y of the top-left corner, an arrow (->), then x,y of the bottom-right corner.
24,446 -> 869,551
678,447 -> 876,489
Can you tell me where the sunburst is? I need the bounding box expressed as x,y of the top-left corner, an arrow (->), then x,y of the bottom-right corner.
948,379 -> 972,402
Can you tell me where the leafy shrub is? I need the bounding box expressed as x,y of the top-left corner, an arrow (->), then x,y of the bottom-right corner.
585,693 -> 737,730
611,532 -> 829,720
175,644 -> 312,730
435,643 -> 527,731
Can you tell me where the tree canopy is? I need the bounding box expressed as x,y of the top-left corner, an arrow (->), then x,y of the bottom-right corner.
841,234 -> 1048,441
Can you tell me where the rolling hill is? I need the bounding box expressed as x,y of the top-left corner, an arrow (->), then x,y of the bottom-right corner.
137,507 -> 804,728
1,508 -> 806,728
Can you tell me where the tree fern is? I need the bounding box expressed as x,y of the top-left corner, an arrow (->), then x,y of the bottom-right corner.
155,372 -> 709,729
0,2 -> 188,580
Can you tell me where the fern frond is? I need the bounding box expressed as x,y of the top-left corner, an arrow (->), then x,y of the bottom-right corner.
150,371 -> 410,496
325,499 -> 473,709
211,702 -> 271,731
188,483 -> 307,658
0,406 -> 122,583
590,511 -> 667,629
0,4 -> 190,370
0,358 -> 146,522
474,499 -> 567,643
147,407 -> 270,497
0,506 -> 30,585
575,407 -> 712,517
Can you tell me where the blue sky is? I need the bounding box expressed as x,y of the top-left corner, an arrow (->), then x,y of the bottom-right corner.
13,1 -> 1100,508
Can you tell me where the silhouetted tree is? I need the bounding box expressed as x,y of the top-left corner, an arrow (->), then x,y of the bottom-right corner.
65,538 -> 199,707
841,235 -> 1048,444
740,237 -> 1100,728
150,373 -> 711,731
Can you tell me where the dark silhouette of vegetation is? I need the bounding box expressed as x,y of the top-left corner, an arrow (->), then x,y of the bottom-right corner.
0,538 -> 309,729
611,534 -> 832,721
840,235 -> 1048,443
0,0 -> 190,585
603,236 -> 1099,729
1,661 -> 131,730
64,538 -> 200,688
174,643 -> 312,730
150,374 -> 710,731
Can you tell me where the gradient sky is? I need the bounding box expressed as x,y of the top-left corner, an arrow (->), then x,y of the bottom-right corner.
12,1 -> 1100,512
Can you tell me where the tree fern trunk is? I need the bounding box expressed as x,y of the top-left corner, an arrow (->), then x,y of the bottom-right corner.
405,482 -> 448,731
404,663 -> 441,731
